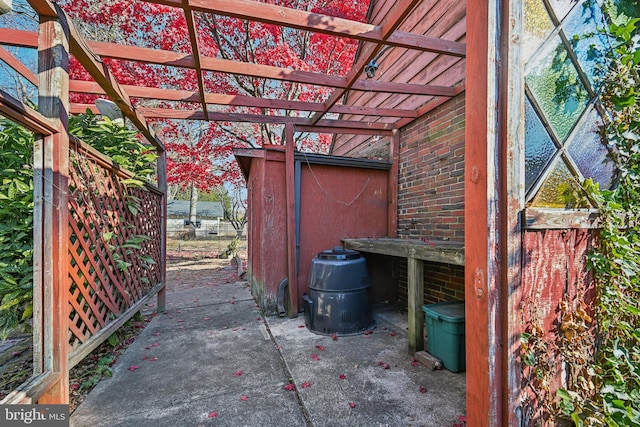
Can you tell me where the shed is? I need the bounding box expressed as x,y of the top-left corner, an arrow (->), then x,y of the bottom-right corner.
235,145 -> 396,315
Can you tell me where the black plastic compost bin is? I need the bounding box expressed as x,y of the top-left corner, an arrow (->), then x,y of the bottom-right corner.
303,246 -> 374,336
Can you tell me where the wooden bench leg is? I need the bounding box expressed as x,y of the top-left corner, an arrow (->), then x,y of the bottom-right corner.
407,257 -> 424,355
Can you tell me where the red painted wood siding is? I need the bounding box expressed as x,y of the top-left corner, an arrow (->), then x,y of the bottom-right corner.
243,148 -> 390,314
518,229 -> 595,424
298,163 -> 389,300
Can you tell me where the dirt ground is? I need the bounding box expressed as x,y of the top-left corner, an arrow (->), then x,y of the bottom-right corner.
0,238 -> 246,412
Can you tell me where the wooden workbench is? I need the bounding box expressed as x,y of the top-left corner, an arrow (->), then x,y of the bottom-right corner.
343,238 -> 465,355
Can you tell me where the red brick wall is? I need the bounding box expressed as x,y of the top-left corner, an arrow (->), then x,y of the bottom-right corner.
397,94 -> 465,242
397,259 -> 465,307
396,94 -> 466,310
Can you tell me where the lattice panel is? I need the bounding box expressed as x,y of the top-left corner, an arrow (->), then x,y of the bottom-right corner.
67,149 -> 162,351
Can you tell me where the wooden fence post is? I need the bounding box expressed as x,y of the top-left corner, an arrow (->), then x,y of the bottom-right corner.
157,147 -> 167,312
37,13 -> 70,404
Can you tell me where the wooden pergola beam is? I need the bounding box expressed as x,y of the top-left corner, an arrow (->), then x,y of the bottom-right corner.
143,0 -> 466,57
85,40 -> 456,96
70,80 -> 419,118
3,28 -> 454,117
134,106 -> 395,129
182,2 -> 209,120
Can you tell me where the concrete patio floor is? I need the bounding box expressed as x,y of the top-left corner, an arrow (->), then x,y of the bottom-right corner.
70,276 -> 466,426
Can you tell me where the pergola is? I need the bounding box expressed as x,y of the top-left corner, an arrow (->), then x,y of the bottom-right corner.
0,0 -> 512,425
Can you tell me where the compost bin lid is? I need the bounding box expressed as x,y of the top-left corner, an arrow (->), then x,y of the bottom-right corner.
317,246 -> 361,261
422,301 -> 465,322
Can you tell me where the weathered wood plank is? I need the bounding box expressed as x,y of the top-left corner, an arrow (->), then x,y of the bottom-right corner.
523,208 -> 601,229
156,149 -> 168,312
465,0 -> 499,423
342,238 -> 465,266
407,257 -> 424,355
37,13 -> 70,404
0,372 -> 61,404
285,124 -> 298,316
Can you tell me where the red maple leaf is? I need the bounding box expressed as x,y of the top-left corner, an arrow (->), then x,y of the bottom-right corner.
301,381 -> 312,388
233,370 -> 243,377
284,384 -> 296,391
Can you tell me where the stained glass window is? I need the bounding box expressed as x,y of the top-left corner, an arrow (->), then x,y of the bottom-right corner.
524,0 -> 614,208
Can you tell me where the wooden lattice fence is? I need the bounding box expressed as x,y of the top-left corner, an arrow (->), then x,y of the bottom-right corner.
66,137 -> 164,367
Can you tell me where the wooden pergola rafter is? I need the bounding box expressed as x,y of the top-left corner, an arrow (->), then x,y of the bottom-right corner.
2,0 -> 466,135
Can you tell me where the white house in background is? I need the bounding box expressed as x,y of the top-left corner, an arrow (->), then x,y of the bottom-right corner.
166,200 -> 224,238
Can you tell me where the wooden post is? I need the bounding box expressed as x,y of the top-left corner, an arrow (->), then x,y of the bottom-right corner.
387,129 -> 399,238
502,0 -> 525,424
37,13 -> 70,404
285,123 -> 298,316
465,0 -> 505,424
407,256 -> 424,354
156,147 -> 167,312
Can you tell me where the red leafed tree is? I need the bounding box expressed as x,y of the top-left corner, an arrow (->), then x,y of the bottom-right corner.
61,0 -> 370,197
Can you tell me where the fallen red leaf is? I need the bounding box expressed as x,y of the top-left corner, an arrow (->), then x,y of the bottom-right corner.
152,343 -> 160,347
332,332 -> 338,341
311,354 -> 320,361
412,359 -> 419,367
240,395 -> 248,401
150,357 -> 158,362
284,384 -> 295,391
153,333 -> 160,337
208,411 -> 218,418
349,402 -> 357,408
301,381 -> 312,388
315,345 -> 325,351
419,386 -> 427,393
70,383 -> 80,390
128,365 -> 139,371
298,325 -> 305,328
390,332 -> 396,337
339,374 -> 347,380
233,370 -> 243,377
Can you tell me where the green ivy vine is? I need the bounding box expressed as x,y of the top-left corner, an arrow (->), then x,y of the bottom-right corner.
557,2 -> 640,425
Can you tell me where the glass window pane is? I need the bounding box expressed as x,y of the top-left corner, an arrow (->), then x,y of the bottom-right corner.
525,97 -> 557,192
530,159 -> 592,208
526,38 -> 589,141
563,2 -> 609,88
567,107 -> 614,189
524,0 -> 554,62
